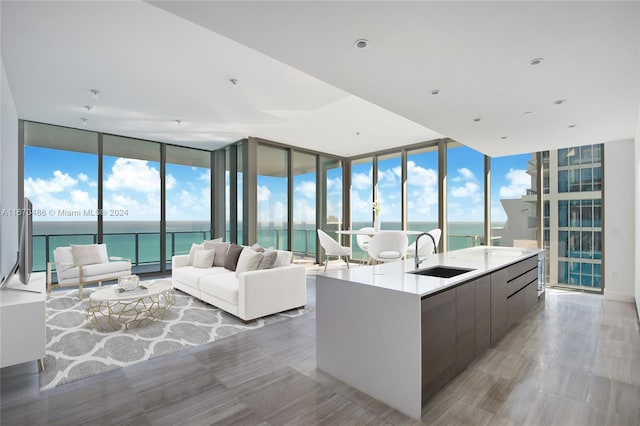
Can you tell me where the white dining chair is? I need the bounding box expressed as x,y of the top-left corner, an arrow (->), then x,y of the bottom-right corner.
406,228 -> 441,258
317,229 -> 352,272
367,231 -> 408,263
356,227 -> 375,264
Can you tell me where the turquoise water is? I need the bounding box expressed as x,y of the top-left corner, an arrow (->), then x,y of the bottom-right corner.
33,221 -> 502,272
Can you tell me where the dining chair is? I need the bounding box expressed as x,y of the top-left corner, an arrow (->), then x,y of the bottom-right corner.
317,229 -> 352,272
406,228 -> 442,258
356,227 -> 375,264
367,231 -> 408,263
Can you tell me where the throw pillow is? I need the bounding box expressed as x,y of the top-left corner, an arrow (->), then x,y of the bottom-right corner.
70,244 -> 103,266
235,248 -> 264,277
250,243 -> 265,253
187,243 -> 204,266
203,241 -> 230,267
203,237 -> 223,244
274,250 -> 293,267
257,249 -> 278,270
193,249 -> 215,268
224,243 -> 244,271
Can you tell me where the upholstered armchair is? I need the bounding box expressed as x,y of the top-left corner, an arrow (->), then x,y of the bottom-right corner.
47,244 -> 131,299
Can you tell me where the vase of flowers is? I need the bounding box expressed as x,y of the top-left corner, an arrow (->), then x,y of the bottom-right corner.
372,201 -> 381,231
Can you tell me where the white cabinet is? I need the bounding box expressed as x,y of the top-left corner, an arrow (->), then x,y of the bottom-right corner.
0,272 -> 46,368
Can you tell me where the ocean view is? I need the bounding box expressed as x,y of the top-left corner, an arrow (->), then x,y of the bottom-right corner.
32,220 -> 505,272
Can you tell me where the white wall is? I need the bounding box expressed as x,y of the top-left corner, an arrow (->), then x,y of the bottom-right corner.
0,58 -> 19,281
604,139 -> 635,302
636,104 -> 640,318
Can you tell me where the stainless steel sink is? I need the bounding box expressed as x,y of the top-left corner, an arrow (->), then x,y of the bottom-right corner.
409,265 -> 475,278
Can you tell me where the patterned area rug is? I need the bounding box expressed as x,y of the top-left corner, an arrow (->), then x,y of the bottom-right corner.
41,286 -> 303,390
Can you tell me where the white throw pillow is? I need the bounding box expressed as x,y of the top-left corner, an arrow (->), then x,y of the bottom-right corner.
274,250 -> 293,267
70,244 -> 103,266
187,243 -> 204,266
193,249 -> 215,268
235,248 -> 264,277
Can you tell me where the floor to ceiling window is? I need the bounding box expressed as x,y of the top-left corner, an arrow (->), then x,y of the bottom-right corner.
544,144 -> 603,291
23,122 -> 98,272
490,153 -> 538,247
447,143 -> 485,250
406,145 -> 439,247
376,153 -> 402,230
165,145 -> 211,268
256,144 -> 289,250
293,152 -> 317,260
103,135 -> 161,273
350,156 -> 373,259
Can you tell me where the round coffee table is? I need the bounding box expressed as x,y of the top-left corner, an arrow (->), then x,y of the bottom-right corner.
85,279 -> 175,331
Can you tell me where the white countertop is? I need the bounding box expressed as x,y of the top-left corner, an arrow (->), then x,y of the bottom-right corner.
320,246 -> 542,297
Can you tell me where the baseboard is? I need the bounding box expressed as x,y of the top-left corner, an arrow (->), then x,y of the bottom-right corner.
603,289 -> 636,303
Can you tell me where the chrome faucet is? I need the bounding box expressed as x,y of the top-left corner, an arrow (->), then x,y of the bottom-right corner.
414,232 -> 437,269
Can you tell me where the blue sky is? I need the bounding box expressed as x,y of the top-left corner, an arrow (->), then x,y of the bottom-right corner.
25,146 -> 532,225
24,146 -> 210,222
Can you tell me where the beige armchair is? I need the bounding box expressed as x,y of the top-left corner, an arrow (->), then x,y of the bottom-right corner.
47,244 -> 131,299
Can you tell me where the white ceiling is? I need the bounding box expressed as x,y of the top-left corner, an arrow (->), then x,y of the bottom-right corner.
2,1 -> 638,158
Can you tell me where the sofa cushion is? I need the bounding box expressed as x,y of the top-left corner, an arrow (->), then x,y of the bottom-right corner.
257,250 -> 278,270
173,266 -> 228,289
224,243 -> 244,271
193,249 -> 215,268
200,273 -> 239,306
235,248 -> 263,277
203,237 -> 223,244
204,241 -> 230,267
53,247 -> 75,273
187,243 -> 204,266
59,260 -> 130,280
71,244 -> 103,266
251,243 -> 265,253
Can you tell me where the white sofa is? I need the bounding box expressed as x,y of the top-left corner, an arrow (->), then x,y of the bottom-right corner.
171,247 -> 307,322
47,243 -> 131,299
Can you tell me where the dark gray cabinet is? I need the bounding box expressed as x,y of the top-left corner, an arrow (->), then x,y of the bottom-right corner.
420,254 -> 540,406
421,289 -> 456,403
475,275 -> 491,355
456,280 -> 476,372
490,267 -> 509,343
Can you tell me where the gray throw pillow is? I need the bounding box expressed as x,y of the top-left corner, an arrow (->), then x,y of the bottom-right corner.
203,241 -> 230,267
257,250 -> 278,270
224,243 -> 244,271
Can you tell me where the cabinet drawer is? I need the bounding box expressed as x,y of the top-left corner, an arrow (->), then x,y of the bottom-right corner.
507,268 -> 538,297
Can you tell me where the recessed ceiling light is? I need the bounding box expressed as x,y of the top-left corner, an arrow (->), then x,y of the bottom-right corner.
81,117 -> 88,125
229,78 -> 239,86
501,136 -> 508,140
473,118 -> 481,122
528,58 -> 544,66
430,89 -> 441,96
176,119 -> 182,127
554,99 -> 566,105
84,105 -> 92,112
524,111 -> 533,115
354,39 -> 369,49
568,124 -> 577,128
90,89 -> 100,99
355,131 -> 360,136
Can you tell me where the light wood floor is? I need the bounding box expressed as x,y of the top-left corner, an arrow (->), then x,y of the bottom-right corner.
1,278 -> 639,425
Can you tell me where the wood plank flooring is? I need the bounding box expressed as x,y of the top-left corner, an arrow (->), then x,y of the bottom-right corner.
1,278 -> 639,425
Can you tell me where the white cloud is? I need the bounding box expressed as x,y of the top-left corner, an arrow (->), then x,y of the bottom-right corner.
77,173 -> 88,182
451,181 -> 480,198
352,171 -> 371,191
257,185 -> 271,202
295,180 -> 316,198
459,168 -> 475,180
498,168 -> 530,198
104,158 -> 175,192
24,170 -> 77,196
327,176 -> 342,190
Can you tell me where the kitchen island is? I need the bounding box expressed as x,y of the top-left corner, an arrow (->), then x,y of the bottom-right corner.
316,246 -> 543,419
